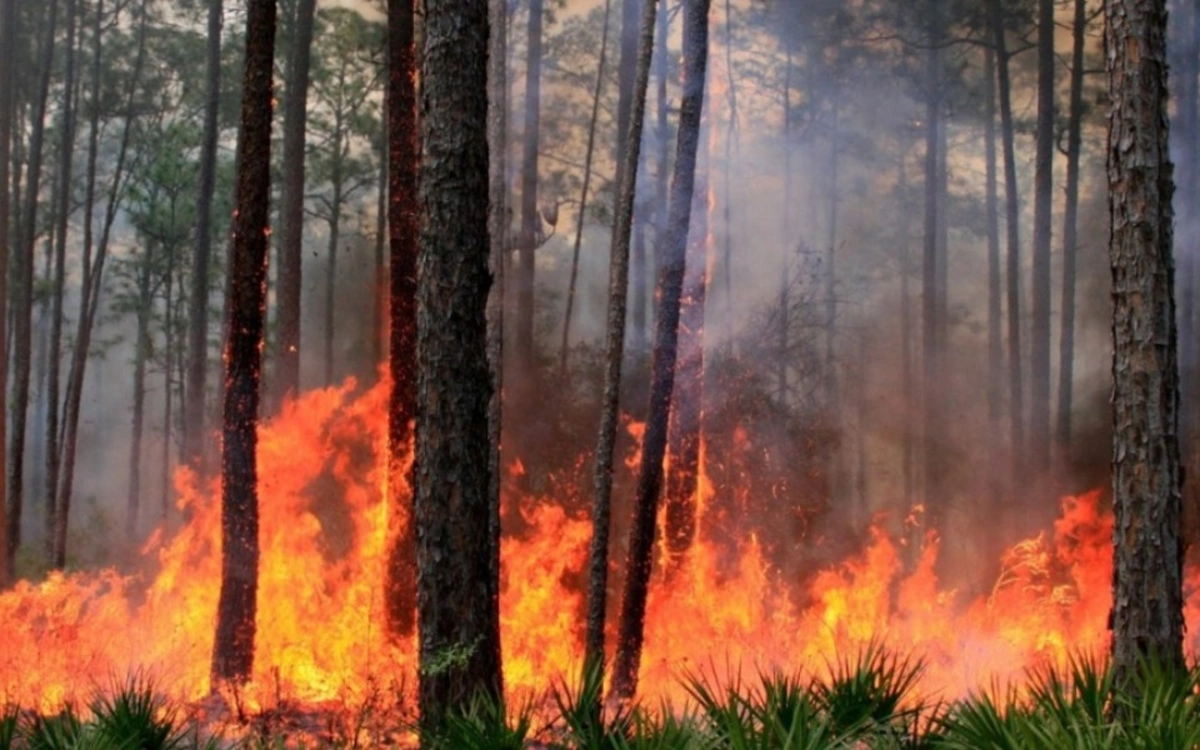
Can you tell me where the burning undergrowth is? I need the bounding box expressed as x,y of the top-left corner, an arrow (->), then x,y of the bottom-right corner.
0,377 -> 1197,735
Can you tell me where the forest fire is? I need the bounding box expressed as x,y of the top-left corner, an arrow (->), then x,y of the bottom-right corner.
0,377 -> 1195,726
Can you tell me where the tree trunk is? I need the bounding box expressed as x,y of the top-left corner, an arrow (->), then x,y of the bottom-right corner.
653,0 -> 669,326
560,0 -> 612,374
611,0 -> 709,703
1057,0 -> 1087,449
663,169 -> 708,570
0,0 -> 13,587
126,248 -> 154,542
989,0 -> 1026,494
616,0 -> 644,352
46,0 -> 80,569
778,46 -> 792,403
323,127 -> 344,387
922,2 -> 943,530
1106,0 -> 1184,689
899,156 -> 915,515
274,0 -> 317,408
184,0 -> 223,474
161,249 -> 176,521
211,0 -> 276,686
385,0 -> 418,639
985,47 -> 1003,507
1030,0 -> 1055,474
584,0 -> 658,676
515,0 -> 543,373
415,0 -> 502,725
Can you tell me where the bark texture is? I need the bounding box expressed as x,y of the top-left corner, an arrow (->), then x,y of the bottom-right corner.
611,0 -> 709,703
415,0 -> 502,726
1105,0 -> 1185,689
212,0 -> 276,685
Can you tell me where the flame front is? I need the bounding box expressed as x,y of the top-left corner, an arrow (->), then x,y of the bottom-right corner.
0,378 -> 1196,721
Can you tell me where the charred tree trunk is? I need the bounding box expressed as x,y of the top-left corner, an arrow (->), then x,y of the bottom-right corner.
611,0 -> 709,703
46,0 -> 79,569
415,0 -> 502,724
274,0 -> 317,408
664,171 -> 708,571
559,0 -> 612,374
385,0 -> 418,640
0,0 -> 13,586
585,0 -> 658,675
515,0 -> 543,373
184,0 -> 223,473
1057,0 -> 1088,449
1106,0 -> 1184,689
989,0 -> 1026,492
1030,0 -> 1055,475
211,0 -> 276,686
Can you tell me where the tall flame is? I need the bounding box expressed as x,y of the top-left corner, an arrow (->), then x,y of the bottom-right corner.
0,378 -> 1197,725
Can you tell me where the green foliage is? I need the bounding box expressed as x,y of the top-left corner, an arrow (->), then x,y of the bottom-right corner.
0,705 -> 18,750
88,673 -> 188,750
418,690 -> 534,750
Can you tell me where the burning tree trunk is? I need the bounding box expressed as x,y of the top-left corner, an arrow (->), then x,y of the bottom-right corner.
0,0 -> 13,587
585,0 -> 658,676
212,0 -> 276,685
664,171 -> 709,570
1029,0 -> 1054,475
46,0 -> 79,569
1056,0 -> 1087,449
516,0 -> 543,374
1106,0 -> 1185,689
7,0 -> 55,573
385,0 -> 418,639
184,0 -> 222,474
415,0 -> 502,724
612,0 -> 710,703
274,0 -> 317,408
559,0 -> 612,374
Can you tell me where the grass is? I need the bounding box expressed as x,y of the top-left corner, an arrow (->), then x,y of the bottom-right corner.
6,649 -> 1200,747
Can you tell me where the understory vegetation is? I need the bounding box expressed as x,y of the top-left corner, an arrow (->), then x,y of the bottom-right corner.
6,648 -> 1200,748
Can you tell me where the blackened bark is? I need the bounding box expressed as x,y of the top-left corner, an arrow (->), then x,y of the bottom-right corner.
47,0 -> 79,569
585,0 -> 658,676
184,0 -> 223,473
415,0 -> 501,725
560,0 -> 612,374
1057,0 -> 1087,448
611,0 -> 709,703
385,0 -> 418,639
1106,0 -> 1184,689
1030,0 -> 1055,473
274,0 -> 317,407
515,0 -> 543,372
212,0 -> 276,686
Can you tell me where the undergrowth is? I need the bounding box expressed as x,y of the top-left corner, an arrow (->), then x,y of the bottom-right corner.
5,648 -> 1200,747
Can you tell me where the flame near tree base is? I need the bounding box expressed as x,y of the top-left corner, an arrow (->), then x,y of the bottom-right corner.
1,378 -> 1196,718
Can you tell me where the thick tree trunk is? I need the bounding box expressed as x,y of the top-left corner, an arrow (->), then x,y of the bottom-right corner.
584,0 -> 658,676
212,0 -> 276,686
385,0 -> 418,639
274,0 -> 317,408
46,0 -> 79,569
0,0 -> 13,586
989,0 -> 1026,492
184,0 -> 223,473
1057,0 -> 1087,449
611,0 -> 709,703
559,0 -> 612,374
1030,0 -> 1055,474
515,0 -> 543,372
1106,0 -> 1184,689
415,0 -> 502,725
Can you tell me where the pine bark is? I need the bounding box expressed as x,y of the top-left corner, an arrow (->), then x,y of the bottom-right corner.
585,0 -> 658,675
184,0 -> 223,473
1030,0 -> 1055,473
611,0 -> 709,703
385,0 -> 418,639
274,0 -> 318,407
515,0 -> 543,372
415,0 -> 502,725
212,0 -> 276,686
1057,0 -> 1088,448
1106,0 -> 1185,688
